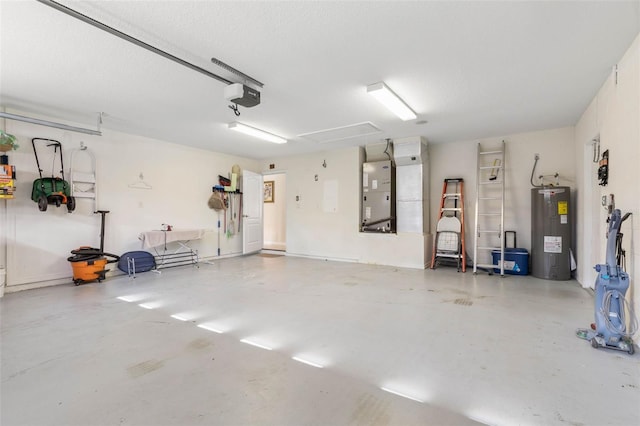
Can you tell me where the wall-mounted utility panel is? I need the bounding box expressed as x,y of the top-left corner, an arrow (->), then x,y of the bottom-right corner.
393,137 -> 429,233
362,160 -> 395,233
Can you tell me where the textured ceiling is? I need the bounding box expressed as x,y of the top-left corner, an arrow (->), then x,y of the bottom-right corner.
1,1 -> 639,159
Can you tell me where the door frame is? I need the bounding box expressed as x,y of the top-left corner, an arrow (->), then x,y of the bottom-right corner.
262,170 -> 287,252
582,136 -> 601,288
242,169 -> 265,254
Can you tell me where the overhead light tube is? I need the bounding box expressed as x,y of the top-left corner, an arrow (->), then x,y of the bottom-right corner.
366,82 -> 417,121
228,122 -> 287,144
0,112 -> 102,136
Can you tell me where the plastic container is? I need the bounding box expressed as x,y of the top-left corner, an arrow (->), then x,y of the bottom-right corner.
70,258 -> 108,283
491,248 -> 529,275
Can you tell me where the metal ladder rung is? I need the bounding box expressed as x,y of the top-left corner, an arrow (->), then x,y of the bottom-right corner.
476,263 -> 500,269
435,253 -> 463,259
473,141 -> 506,274
73,192 -> 96,199
442,207 -> 462,211
443,193 -> 461,197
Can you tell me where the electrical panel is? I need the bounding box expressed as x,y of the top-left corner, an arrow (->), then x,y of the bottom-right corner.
361,160 -> 395,232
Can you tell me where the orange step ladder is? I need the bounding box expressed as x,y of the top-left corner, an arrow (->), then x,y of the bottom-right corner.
431,178 -> 466,272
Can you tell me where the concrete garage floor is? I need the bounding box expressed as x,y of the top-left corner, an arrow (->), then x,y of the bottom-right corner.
1,254 -> 639,426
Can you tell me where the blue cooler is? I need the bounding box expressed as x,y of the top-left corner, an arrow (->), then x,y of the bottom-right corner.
492,248 -> 529,275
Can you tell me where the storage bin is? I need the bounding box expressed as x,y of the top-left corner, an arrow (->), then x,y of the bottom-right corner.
491,248 -> 529,275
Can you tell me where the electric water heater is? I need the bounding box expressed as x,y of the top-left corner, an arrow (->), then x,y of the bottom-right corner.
531,186 -> 571,280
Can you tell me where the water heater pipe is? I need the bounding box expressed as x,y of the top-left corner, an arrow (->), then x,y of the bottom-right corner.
530,154 -> 542,187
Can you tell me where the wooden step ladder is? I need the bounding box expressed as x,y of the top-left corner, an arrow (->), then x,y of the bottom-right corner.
473,141 -> 505,275
431,178 -> 466,272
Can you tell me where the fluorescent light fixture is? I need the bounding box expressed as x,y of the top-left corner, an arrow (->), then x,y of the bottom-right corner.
228,122 -> 287,144
117,296 -> 136,302
292,356 -> 324,368
197,324 -> 224,334
0,112 -> 102,136
240,338 -> 273,351
380,387 -> 424,403
367,82 -> 417,121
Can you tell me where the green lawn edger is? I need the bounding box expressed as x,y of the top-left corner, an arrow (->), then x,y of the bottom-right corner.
31,138 -> 75,212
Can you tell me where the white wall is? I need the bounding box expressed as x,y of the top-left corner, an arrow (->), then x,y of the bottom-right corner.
429,127 -> 576,266
263,147 -> 362,261
575,33 -> 639,323
1,111 -> 260,292
262,128 -> 576,270
263,173 -> 286,250
262,146 -> 430,269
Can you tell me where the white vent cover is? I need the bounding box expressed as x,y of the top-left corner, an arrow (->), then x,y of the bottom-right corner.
393,136 -> 428,166
298,122 -> 381,143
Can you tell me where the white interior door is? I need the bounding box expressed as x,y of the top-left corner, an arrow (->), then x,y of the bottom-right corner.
242,170 -> 264,254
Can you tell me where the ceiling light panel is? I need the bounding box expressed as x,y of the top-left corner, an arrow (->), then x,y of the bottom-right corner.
367,82 -> 417,121
298,122 -> 381,143
228,122 -> 287,144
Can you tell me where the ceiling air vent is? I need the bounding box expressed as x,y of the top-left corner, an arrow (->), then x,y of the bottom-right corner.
298,122 -> 381,143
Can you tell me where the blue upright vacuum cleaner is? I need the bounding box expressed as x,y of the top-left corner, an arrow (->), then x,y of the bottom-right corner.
577,209 -> 637,354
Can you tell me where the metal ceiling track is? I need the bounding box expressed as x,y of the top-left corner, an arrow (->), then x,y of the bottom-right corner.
37,0 -> 234,85
211,57 -> 264,88
0,112 -> 102,136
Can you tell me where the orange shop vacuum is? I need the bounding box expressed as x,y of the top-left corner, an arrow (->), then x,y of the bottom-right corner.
67,210 -> 120,285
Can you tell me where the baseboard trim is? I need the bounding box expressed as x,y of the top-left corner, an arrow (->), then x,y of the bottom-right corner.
285,252 -> 359,264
